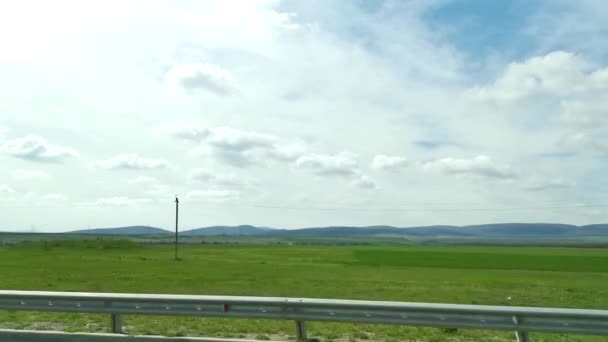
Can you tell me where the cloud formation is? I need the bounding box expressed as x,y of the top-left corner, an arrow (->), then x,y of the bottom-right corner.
186,189 -> 240,203
524,178 -> 575,192
156,122 -> 211,141
560,99 -> 608,129
145,184 -> 172,197
560,132 -> 608,154
126,176 -> 158,184
422,155 -> 518,179
0,125 -> 7,141
0,184 -> 16,195
0,187 -> 68,205
162,123 -> 304,167
188,169 -> 257,190
38,193 -> 68,202
469,51 -> 608,102
92,154 -> 169,170
95,197 -> 154,206
351,175 -> 377,190
1,135 -> 78,162
165,63 -> 234,95
372,155 -> 409,171
11,169 -> 50,181
293,152 -> 359,177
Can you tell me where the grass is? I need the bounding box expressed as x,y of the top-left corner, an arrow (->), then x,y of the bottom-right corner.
0,241 -> 607,341
353,247 -> 608,272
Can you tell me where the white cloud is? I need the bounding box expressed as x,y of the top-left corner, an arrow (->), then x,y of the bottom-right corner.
154,121 -> 210,141
1,135 -> 79,162
189,145 -> 269,168
422,155 -> 518,179
294,152 -> 359,176
145,184 -> 172,197
351,175 -> 377,190
524,178 -> 575,192
204,127 -> 277,150
185,189 -> 240,203
188,169 -> 257,189
165,63 -> 234,95
0,184 -> 16,195
0,1 -> 143,62
162,123 -> 304,167
468,50 -> 608,162
92,154 -> 169,170
560,132 -> 608,154
38,193 -> 68,201
371,155 -> 408,171
95,197 -> 154,206
127,176 -> 158,184
0,188 -> 68,205
0,125 -> 7,141
11,169 -> 50,181
560,99 -> 608,128
469,51 -> 608,102
171,0 -> 299,57
266,142 -> 307,162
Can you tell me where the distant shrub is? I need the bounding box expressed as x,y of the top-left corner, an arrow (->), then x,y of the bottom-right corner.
13,239 -> 141,250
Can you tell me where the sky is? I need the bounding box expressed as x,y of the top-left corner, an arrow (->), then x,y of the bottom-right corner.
1,0 -> 608,232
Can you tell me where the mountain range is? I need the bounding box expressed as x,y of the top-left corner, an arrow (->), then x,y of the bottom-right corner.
68,223 -> 608,239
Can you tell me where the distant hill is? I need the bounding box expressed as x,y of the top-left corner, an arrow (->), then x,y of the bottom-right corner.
182,225 -> 274,236
179,223 -> 608,238
280,225 -> 471,237
300,223 -> 601,238
455,223 -> 577,236
71,226 -> 171,235
577,224 -> 608,236
65,223 -> 608,239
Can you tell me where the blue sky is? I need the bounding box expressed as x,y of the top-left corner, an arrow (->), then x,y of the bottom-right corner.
0,0 -> 607,231
426,1 -> 540,60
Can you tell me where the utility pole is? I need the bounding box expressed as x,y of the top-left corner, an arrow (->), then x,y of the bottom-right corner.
174,195 -> 179,260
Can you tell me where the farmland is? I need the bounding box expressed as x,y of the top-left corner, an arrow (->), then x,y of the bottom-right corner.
1,241 -> 607,341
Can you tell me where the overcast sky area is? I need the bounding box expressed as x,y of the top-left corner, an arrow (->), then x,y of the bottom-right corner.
1,0 -> 608,232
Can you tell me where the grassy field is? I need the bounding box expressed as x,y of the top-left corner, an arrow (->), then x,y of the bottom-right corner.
1,241 -> 607,341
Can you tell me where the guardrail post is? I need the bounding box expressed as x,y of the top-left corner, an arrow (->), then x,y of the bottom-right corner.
515,331 -> 530,342
295,320 -> 307,341
110,313 -> 123,334
512,316 -> 530,342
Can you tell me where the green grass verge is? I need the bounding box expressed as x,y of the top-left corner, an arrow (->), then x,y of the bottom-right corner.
1,241 -> 607,341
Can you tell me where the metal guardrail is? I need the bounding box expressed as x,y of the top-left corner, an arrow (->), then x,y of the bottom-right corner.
1,291 -> 608,341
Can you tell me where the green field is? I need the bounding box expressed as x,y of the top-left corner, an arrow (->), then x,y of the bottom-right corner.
1,241 -> 608,341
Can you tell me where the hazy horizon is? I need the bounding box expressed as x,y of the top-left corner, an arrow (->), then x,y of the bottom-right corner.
2,222 -> 606,235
